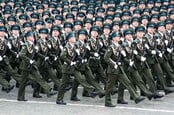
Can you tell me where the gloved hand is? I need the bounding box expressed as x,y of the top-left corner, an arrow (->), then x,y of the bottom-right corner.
30,60 -> 34,64
141,56 -> 146,62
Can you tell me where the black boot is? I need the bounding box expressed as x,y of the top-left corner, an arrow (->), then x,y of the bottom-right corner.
117,100 -> 128,104
135,96 -> 145,104
6,85 -> 15,93
71,97 -> 80,101
56,100 -> 66,105
105,103 -> 116,107
47,89 -> 57,97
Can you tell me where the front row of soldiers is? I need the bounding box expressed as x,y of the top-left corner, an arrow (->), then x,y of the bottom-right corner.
1,20 -> 174,107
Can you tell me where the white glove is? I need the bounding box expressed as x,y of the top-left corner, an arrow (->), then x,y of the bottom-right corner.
99,41 -> 103,47
121,50 -> 126,57
44,56 -> 49,61
86,45 -> 91,50
141,56 -> 146,62
145,44 -> 149,50
20,41 -> 24,46
114,63 -> 118,69
94,52 -> 99,57
7,42 -> 12,49
82,59 -> 87,63
48,44 -> 51,49
76,49 -> 80,55
16,54 -> 19,58
35,46 -> 39,52
159,52 -> 163,58
54,56 -> 58,61
129,60 -> 134,67
70,61 -> 76,66
133,50 -> 138,55
60,45 -> 63,50
151,50 -> 156,55
0,56 -> 3,61
164,40 -> 168,46
167,48 -> 173,53
29,60 -> 34,64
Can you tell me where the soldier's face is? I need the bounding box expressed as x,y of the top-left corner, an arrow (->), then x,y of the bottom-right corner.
125,34 -> 133,42
69,37 -> 76,43
132,22 -> 139,27
79,34 -> 86,41
40,33 -> 47,39
159,16 -> 166,21
141,19 -> 148,25
166,24 -> 172,30
65,28 -> 72,33
170,15 -> 174,20
158,26 -> 165,32
52,30 -> 60,37
91,31 -> 98,37
87,14 -> 93,19
103,29 -> 110,35
85,23 -> 91,29
12,30 -> 20,35
114,17 -> 120,21
8,21 -> 15,26
113,37 -> 120,43
147,28 -> 155,34
27,36 -> 34,43
113,25 -> 120,31
0,31 -> 6,37
136,32 -> 144,38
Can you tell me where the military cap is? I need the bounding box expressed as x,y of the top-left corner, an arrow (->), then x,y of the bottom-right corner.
114,12 -> 121,18
147,0 -> 154,4
156,0 -> 162,3
63,22 -> 73,29
121,20 -> 130,26
48,3 -> 56,8
52,9 -> 60,15
163,0 -> 170,2
112,21 -> 120,26
159,11 -> 167,17
62,8 -> 69,14
150,14 -> 159,20
122,11 -> 131,16
139,0 -> 146,4
57,3 -> 63,8
4,4 -> 12,10
157,22 -> 165,28
9,0 -> 16,2
26,6 -> 34,12
19,14 -> 28,20
45,18 -> 54,24
36,4 -> 44,10
103,23 -> 111,29
124,29 -> 133,36
41,0 -> 49,4
35,20 -> 44,26
115,5 -> 122,11
14,2 -> 22,8
77,12 -> 85,17
86,9 -> 94,15
107,7 -> 115,12
133,9 -> 141,14
169,10 -> 174,15
131,17 -> 139,23
165,18 -> 173,24
79,0 -> 87,4
160,5 -> 168,11
105,15 -> 114,20
88,4 -> 95,9
11,25 -> 20,31
78,29 -> 88,35
135,26 -> 145,32
130,2 -> 137,7
111,32 -> 120,40
42,11 -> 51,17
30,13 -> 40,19
51,25 -> 61,32
96,7 -> 105,13
50,0 -> 58,3
55,15 -> 63,21
84,18 -> 93,24
151,6 -> 160,12
0,26 -> 7,32
108,0 -> 115,4
143,8 -> 151,13
3,10 -> 11,15
15,8 -> 24,14
74,20 -> 83,26
141,15 -> 149,20
90,26 -> 99,33
66,32 -> 75,41
25,31 -> 33,38
62,1 -> 69,6
66,13 -> 75,19
71,7 -> 79,12
168,4 -> 174,9
80,5 -> 87,11
95,16 -> 104,22
7,16 -> 16,22
147,22 -> 156,28
71,0 -> 78,5
0,18 -> 5,24
39,28 -> 48,34
23,22 -> 32,28
122,4 -> 130,10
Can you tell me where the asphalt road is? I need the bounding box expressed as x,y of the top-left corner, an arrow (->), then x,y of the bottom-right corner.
0,83 -> 174,115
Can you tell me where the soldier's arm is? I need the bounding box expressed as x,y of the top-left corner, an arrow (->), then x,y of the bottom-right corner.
19,45 -> 31,62
104,47 -> 116,68
60,48 -> 71,64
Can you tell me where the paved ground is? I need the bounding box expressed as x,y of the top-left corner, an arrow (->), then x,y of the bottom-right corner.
0,82 -> 174,115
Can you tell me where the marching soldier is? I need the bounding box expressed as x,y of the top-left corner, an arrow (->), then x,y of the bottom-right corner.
17,31 -> 56,101
104,31 -> 145,107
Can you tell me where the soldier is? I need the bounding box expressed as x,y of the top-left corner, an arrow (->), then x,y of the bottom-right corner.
0,26 -> 14,93
17,31 -> 56,101
122,29 -> 155,100
56,32 -> 94,105
104,31 -> 145,107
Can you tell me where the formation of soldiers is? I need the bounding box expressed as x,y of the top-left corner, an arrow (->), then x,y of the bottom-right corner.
1,0 -> 174,107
